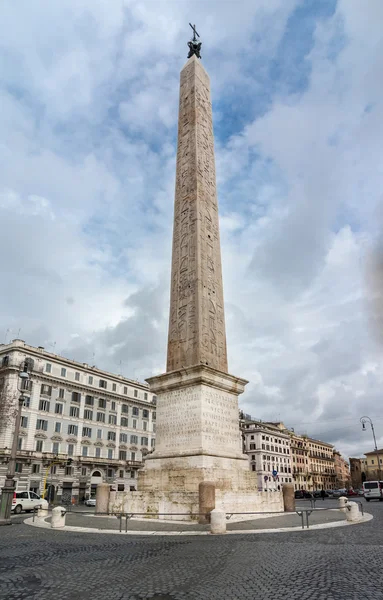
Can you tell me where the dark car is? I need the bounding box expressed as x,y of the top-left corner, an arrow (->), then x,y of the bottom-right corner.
313,490 -> 330,498
294,490 -> 313,499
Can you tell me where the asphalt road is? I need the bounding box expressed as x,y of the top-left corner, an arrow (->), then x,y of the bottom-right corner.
1,499 -> 382,600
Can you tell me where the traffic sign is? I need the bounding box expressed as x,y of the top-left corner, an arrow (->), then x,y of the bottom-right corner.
272,470 -> 278,477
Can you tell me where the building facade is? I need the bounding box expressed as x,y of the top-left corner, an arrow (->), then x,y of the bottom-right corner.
306,437 -> 336,490
363,449 -> 383,481
349,457 -> 368,489
0,340 -> 156,503
290,433 -> 310,491
333,450 -> 350,489
241,419 -> 293,491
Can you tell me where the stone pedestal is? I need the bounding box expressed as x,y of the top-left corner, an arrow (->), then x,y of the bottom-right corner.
96,483 -> 110,514
51,506 -> 66,529
282,484 -> 295,512
346,501 -> 360,522
210,509 -> 226,534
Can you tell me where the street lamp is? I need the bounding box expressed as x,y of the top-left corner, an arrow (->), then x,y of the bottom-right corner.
0,360 -> 31,525
360,416 -> 382,481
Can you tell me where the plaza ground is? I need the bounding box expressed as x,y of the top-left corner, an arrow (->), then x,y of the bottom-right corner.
0,499 -> 382,600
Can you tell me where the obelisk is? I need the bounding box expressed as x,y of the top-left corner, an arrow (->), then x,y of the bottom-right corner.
127,29 -> 283,518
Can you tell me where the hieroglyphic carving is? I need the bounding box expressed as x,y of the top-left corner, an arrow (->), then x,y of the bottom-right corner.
167,57 -> 228,373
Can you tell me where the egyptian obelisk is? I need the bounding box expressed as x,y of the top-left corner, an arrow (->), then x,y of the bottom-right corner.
127,28 -> 283,518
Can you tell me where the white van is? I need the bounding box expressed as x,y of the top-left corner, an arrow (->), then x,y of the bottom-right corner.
363,481 -> 383,501
12,491 -> 43,513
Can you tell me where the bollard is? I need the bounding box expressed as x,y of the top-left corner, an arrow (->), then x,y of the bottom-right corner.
339,496 -> 348,513
282,484 -> 295,512
51,506 -> 66,529
96,483 -> 110,514
210,509 -> 226,534
199,482 -> 215,524
37,499 -> 49,518
346,501 -> 360,522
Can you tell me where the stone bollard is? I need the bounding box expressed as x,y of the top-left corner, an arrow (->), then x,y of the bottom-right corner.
282,484 -> 295,512
96,483 -> 110,514
199,482 -> 215,524
210,509 -> 226,534
37,499 -> 49,518
51,506 -> 66,529
346,501 -> 360,523
339,496 -> 348,513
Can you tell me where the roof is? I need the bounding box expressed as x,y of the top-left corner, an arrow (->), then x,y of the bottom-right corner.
364,449 -> 383,456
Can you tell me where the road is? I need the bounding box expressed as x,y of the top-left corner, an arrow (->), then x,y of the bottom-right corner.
1,499 -> 382,600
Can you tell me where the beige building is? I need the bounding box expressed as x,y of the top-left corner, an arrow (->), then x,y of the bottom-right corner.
349,457 -> 368,489
306,437 -> 336,490
0,340 -> 156,503
290,433 -> 310,491
363,449 -> 383,481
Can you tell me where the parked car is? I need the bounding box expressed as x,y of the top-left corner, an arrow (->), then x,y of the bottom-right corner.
84,498 -> 96,507
346,489 -> 358,497
313,490 -> 330,498
12,491 -> 43,514
325,490 -> 334,497
363,481 -> 383,502
294,490 -> 313,499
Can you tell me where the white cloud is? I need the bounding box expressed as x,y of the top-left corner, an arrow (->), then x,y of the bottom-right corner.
0,0 -> 382,459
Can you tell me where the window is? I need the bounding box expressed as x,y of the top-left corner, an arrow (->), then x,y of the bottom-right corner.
39,399 -> 50,412
107,431 -> 116,442
21,416 -> 28,428
134,390 -> 138,398
152,411 -> 156,420
95,447 -> 101,458
97,412 -> 105,423
143,409 -> 149,418
141,437 -> 148,446
120,433 -> 128,443
23,397 -> 30,408
81,467 -> 87,476
132,419 -> 137,429
122,404 -> 129,414
99,379 -> 107,389
65,466 -> 73,476
97,429 -> 102,439
75,372 -> 80,381
109,414 -> 117,425
36,440 -> 43,452
67,424 -> 78,436
82,446 -> 88,457
71,392 -> 81,403
151,439 -> 155,448
85,395 -> 94,406
121,417 -> 128,427
59,388 -> 65,399
152,423 -> 156,433
132,406 -> 139,416
250,435 -> 254,440
70,406 -> 79,418
252,464 -> 256,471
82,427 -> 92,438
152,396 -> 157,404
112,383 -> 116,392
36,419 -> 48,431
111,401 -> 116,410
40,384 -> 52,396
144,393 -> 148,401
119,470 -> 124,478
131,451 -> 136,460
130,435 -> 138,444
52,442 -> 59,454
55,422 -> 61,433
119,450 -> 127,460
61,368 -> 66,377
123,386 -> 127,395
98,398 -> 106,409
68,444 -> 74,456
32,463 -> 40,473
17,437 -> 22,450
55,403 -> 63,415
143,421 -> 147,431
84,409 -> 93,420
108,449 -> 113,459
250,443 -> 256,450
45,363 -> 52,373
88,375 -> 93,384
2,355 -> 9,367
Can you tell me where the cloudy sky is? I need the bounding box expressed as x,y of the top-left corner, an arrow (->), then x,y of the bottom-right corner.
1,0 -> 382,459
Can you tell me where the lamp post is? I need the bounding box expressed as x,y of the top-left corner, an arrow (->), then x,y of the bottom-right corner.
0,361 -> 30,525
360,416 -> 382,481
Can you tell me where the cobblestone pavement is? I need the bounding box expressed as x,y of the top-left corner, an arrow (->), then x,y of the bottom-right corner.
0,501 -> 382,600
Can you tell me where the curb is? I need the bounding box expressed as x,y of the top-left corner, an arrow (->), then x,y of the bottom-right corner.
24,512 -> 373,536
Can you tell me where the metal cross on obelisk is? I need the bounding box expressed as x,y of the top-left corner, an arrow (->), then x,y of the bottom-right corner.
187,23 -> 202,59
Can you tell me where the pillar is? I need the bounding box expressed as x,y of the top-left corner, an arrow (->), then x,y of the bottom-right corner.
282,484 -> 295,512
199,481 -> 215,524
95,483 -> 110,514
51,506 -> 66,529
210,509 -> 226,534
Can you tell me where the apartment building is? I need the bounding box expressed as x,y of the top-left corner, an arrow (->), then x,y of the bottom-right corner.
333,450 -> 350,488
290,433 -> 310,491
363,449 -> 383,480
306,437 -> 336,490
0,340 -> 156,503
241,418 -> 293,491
